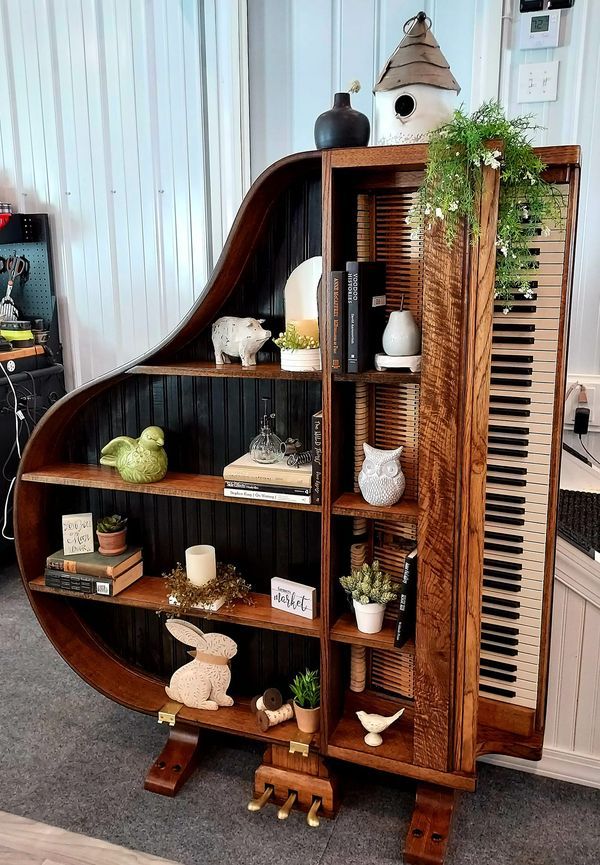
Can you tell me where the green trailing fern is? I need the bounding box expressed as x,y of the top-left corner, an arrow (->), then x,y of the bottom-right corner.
407,101 -> 563,311
339,560 -> 398,606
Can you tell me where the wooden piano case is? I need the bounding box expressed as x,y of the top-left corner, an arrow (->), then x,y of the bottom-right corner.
15,144 -> 580,864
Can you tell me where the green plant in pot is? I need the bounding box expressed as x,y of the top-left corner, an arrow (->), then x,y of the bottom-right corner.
96,514 -> 128,557
273,323 -> 321,372
290,668 -> 320,733
340,560 -> 398,634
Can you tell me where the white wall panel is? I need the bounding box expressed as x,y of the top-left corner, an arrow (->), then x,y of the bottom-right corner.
0,0 -> 249,388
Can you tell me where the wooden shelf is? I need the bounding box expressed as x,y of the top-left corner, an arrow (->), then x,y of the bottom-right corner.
21,465 -> 322,513
176,696 -> 319,750
330,612 -> 415,653
332,492 -> 419,523
327,690 -> 414,768
129,360 -> 322,382
29,578 -> 320,638
332,370 -> 420,385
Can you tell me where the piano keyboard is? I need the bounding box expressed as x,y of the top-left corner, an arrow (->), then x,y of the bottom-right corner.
479,215 -> 568,709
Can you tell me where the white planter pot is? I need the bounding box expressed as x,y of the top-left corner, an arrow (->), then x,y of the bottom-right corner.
280,348 -> 322,372
353,599 -> 386,634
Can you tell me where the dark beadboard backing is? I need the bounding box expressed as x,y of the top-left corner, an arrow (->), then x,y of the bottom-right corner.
174,175 -> 322,363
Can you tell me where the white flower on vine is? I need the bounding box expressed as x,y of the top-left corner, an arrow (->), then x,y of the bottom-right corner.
405,215 -> 412,225
525,171 -> 536,185
499,245 -> 508,257
483,149 -> 502,169
448,200 -> 459,212
424,204 -> 431,216
435,207 -> 444,220
502,307 -> 510,315
523,288 -> 533,299
542,225 -> 551,236
410,229 -> 420,241
472,154 -> 481,167
521,206 -> 529,220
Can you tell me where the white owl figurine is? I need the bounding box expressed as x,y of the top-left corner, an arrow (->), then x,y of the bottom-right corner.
165,619 -> 237,711
358,443 -> 405,507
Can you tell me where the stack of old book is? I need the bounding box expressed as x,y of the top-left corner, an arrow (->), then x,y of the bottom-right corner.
223,453 -> 314,505
44,546 -> 143,597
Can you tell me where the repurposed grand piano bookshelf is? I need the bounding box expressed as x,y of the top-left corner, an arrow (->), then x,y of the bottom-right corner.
15,143 -> 580,864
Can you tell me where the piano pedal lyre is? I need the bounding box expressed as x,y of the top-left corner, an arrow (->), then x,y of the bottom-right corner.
307,797 -> 322,828
247,784 -> 274,812
277,790 -> 297,820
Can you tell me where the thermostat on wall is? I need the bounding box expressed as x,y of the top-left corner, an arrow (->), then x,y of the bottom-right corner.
519,10 -> 561,49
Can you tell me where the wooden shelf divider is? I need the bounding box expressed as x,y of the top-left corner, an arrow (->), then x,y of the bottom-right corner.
332,492 -> 419,523
29,578 -> 321,638
21,464 -> 322,514
129,360 -> 323,382
330,612 -> 415,653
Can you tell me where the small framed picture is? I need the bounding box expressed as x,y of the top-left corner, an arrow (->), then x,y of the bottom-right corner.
62,513 -> 94,556
271,577 -> 317,620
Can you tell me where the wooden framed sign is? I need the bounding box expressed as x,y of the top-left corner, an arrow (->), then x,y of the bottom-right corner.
270,577 -> 317,619
62,513 -> 94,556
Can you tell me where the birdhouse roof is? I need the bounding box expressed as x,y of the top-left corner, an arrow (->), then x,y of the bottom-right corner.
374,11 -> 460,94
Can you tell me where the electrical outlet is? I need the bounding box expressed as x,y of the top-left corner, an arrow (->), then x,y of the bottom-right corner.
566,378 -> 600,431
517,60 -> 559,102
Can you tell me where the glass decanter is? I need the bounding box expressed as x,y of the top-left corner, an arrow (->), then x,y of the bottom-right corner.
249,398 -> 284,464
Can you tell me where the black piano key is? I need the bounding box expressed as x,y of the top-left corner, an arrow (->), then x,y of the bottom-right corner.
488,447 -> 529,458
483,595 -> 520,609
484,557 -> 522,571
491,378 -> 532,388
479,667 -> 517,683
483,579 -> 521,592
483,567 -> 522,582
491,357 -> 533,366
528,247 -> 541,256
490,407 -> 531,417
490,395 -> 531,405
490,366 -> 533,376
488,464 -> 527,475
492,336 -> 535,345
485,501 -> 526,514
485,514 -> 526,526
482,606 -> 520,620
481,629 -> 519,645
493,323 -> 536,332
488,434 -> 528,445
481,621 -> 519,636
486,492 -> 527,505
485,541 -> 524,554
481,641 -> 519,657
494,304 -> 537,314
479,683 -> 517,698
528,280 -> 538,289
480,658 -> 518,673
486,475 -> 528,487
486,530 -> 524,542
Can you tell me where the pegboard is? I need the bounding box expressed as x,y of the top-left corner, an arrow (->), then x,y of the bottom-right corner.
0,241 -> 55,324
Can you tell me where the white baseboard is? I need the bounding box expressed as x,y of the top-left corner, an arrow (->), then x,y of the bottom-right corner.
482,747 -> 600,789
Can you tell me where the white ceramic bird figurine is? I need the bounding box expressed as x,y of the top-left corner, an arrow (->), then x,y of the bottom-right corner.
100,426 -> 168,483
356,708 -> 405,747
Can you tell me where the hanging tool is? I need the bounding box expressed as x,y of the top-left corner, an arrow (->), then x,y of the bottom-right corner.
1,254 -> 26,321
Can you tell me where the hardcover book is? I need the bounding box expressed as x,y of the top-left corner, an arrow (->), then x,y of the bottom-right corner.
46,546 -> 142,579
44,560 -> 143,596
312,410 -> 323,504
394,547 -> 417,648
225,480 -> 311,496
224,488 -> 311,505
330,270 -> 348,371
223,452 -> 312,487
346,261 -> 386,373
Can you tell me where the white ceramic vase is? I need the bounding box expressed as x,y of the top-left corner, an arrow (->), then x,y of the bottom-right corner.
280,348 -> 322,372
382,310 -> 421,357
353,599 -> 386,634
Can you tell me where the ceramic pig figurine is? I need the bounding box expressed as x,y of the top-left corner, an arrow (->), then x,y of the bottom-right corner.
212,316 -> 271,367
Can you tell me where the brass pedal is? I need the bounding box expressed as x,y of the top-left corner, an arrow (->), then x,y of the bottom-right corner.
247,785 -> 274,812
277,791 -> 297,820
307,797 -> 322,828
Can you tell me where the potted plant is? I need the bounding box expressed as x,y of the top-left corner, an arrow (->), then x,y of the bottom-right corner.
290,668 -> 320,733
96,514 -> 128,556
273,323 -> 321,372
339,560 -> 398,634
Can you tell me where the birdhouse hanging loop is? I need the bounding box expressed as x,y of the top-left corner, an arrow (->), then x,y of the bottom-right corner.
403,11 -> 431,34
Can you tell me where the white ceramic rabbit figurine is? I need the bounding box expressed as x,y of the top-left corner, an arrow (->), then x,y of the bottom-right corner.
165,618 -> 237,711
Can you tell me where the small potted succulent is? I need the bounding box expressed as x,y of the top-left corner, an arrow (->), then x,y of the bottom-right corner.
96,514 -> 128,556
290,668 -> 320,733
340,560 -> 398,634
273,323 -> 321,372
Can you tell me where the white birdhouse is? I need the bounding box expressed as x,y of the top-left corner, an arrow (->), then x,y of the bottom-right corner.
373,11 -> 460,146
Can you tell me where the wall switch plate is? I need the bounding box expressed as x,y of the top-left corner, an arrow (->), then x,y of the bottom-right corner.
566,377 -> 600,431
517,60 -> 559,102
519,10 -> 561,49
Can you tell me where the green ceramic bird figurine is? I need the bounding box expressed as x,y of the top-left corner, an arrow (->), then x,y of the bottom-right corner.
100,426 -> 168,483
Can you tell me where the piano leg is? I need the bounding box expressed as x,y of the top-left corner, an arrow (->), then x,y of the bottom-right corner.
404,783 -> 456,865
144,722 -> 202,797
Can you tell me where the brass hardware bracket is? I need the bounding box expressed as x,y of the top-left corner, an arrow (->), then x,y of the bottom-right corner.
158,700 -> 184,726
289,739 -> 310,758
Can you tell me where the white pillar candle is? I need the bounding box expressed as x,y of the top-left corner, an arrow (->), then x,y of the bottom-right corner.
185,545 -> 216,587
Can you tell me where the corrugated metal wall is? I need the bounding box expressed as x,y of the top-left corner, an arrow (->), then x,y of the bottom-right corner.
0,0 -> 249,388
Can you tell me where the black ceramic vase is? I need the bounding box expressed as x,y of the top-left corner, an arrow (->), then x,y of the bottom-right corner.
314,92 -> 370,150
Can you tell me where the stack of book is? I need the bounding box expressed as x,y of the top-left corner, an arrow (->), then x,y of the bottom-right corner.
223,453 -> 313,504
44,547 -> 143,597
330,261 -> 387,373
